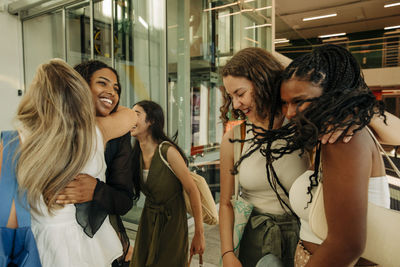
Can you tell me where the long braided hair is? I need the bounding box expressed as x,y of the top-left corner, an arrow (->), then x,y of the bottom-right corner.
247,44 -> 386,204
221,47 -> 297,214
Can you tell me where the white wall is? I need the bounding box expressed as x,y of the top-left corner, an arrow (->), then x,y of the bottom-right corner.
0,3 -> 24,131
363,67 -> 400,87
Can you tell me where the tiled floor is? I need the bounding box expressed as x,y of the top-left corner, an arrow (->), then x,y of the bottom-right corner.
188,222 -> 220,267
125,219 -> 221,267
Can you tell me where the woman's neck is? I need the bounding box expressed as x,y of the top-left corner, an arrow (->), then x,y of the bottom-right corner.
251,113 -> 284,130
138,135 -> 158,156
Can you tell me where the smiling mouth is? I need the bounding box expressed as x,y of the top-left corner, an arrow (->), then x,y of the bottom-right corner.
100,97 -> 113,105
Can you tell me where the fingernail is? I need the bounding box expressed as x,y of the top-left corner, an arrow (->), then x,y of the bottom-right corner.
344,136 -> 351,143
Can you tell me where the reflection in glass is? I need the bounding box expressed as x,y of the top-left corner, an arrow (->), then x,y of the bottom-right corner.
23,11 -> 64,86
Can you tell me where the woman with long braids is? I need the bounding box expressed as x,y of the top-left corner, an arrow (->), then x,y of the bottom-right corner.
219,46 -> 400,267
259,44 -> 399,266
129,100 -> 205,267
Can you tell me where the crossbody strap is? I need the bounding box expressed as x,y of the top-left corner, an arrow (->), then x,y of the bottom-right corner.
233,122 -> 246,200
366,126 -> 400,178
158,141 -> 176,175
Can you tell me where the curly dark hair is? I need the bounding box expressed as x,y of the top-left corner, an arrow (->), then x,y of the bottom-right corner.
74,60 -> 121,113
220,47 -> 284,123
244,44 -> 386,205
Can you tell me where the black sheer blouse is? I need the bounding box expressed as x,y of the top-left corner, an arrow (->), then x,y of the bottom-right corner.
75,132 -> 134,238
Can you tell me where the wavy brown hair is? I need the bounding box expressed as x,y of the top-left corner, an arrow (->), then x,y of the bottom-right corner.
220,47 -> 284,123
16,59 -> 96,214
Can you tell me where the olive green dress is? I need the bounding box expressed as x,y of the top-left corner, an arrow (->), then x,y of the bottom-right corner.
131,143 -> 188,267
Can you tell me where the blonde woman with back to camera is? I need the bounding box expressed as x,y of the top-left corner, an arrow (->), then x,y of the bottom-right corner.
14,59 -> 137,267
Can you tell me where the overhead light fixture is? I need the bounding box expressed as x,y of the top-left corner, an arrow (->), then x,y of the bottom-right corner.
319,32 -> 346,38
385,25 -> 400,30
274,38 -> 289,43
244,37 -> 259,45
218,9 -> 253,18
255,6 -> 272,11
204,2 -> 237,12
384,2 -> 400,8
303,13 -> 337,21
244,23 -> 272,30
322,37 -> 348,43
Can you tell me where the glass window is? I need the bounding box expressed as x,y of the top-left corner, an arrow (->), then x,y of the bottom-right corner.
23,11 -> 64,86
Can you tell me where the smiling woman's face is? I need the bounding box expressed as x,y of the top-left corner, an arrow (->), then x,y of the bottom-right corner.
280,79 -> 323,120
89,68 -> 120,117
223,75 -> 261,124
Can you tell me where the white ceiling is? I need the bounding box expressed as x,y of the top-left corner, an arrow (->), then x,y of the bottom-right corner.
275,0 -> 400,40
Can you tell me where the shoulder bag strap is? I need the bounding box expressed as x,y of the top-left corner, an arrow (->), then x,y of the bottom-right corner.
366,126 -> 400,177
158,141 -> 176,175
233,122 -> 246,200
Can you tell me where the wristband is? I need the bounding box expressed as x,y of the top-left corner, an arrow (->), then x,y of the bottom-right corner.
221,249 -> 234,259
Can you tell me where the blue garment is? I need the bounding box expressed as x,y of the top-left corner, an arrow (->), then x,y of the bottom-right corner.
0,131 -> 41,267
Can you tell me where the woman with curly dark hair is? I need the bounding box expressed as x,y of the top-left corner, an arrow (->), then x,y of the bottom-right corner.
257,44 -> 399,266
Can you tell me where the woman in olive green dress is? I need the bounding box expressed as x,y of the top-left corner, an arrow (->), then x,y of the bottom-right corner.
129,100 -> 205,267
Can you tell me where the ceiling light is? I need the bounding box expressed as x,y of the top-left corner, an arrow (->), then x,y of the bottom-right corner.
204,2 -> 237,12
319,32 -> 346,38
244,23 -> 272,30
384,25 -> 400,30
274,38 -> 289,43
384,2 -> 400,8
303,13 -> 337,21
255,6 -> 272,11
244,37 -> 259,44
322,37 -> 348,43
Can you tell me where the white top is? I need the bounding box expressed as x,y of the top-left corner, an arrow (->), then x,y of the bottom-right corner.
289,170 -> 391,244
239,125 -> 310,214
30,127 -> 122,267
142,169 -> 149,183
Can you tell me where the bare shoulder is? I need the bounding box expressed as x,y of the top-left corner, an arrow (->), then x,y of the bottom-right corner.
322,128 -> 374,171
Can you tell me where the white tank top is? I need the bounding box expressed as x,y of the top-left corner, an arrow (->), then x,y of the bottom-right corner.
289,170 -> 391,244
238,125 -> 310,214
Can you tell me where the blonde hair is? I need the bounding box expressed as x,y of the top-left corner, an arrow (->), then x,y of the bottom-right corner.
16,59 -> 96,213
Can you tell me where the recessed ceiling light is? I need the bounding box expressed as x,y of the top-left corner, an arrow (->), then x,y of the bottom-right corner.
319,32 -> 346,38
274,38 -> 290,43
244,23 -> 272,30
384,25 -> 400,30
384,2 -> 400,8
303,13 -> 337,21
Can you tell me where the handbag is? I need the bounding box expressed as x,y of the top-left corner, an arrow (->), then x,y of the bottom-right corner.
230,123 -> 254,255
308,127 -> 400,267
0,131 -> 42,267
158,141 -> 218,225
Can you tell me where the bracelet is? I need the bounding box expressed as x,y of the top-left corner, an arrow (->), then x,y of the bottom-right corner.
221,249 -> 234,259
